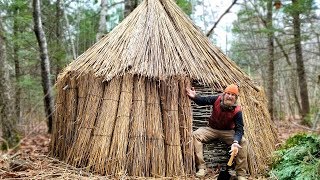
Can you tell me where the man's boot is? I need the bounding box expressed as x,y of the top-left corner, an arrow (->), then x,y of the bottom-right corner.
237,176 -> 247,180
196,169 -> 207,177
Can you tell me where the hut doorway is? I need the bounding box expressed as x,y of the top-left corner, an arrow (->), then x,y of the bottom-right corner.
191,81 -> 230,169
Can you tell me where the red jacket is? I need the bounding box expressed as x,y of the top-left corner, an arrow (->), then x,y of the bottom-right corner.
192,94 -> 244,142
209,95 -> 241,130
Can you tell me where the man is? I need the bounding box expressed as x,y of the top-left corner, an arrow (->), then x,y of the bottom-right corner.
186,84 -> 248,180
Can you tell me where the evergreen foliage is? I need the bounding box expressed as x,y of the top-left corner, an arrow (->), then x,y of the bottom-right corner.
229,0 -> 319,122
269,133 -> 320,180
76,9 -> 99,54
176,0 -> 192,15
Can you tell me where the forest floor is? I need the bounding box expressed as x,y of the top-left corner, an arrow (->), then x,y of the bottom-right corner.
0,118 -> 316,180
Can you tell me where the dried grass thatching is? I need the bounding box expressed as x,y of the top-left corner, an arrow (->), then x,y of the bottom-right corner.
145,79 -> 165,177
160,78 -> 184,176
86,76 -> 122,173
51,0 -> 278,177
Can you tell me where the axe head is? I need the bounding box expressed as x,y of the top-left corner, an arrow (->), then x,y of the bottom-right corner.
217,169 -> 231,180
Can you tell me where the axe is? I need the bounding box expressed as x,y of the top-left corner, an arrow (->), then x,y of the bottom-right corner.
217,149 -> 236,180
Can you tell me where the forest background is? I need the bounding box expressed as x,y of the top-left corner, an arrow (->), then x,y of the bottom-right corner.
0,0 -> 319,178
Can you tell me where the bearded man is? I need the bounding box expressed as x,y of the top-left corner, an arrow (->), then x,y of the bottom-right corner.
186,84 -> 248,180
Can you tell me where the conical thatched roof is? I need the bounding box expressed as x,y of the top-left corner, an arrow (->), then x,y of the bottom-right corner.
53,0 -> 279,177
66,0 -> 253,91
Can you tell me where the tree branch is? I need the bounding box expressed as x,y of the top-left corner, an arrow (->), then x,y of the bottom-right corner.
288,117 -> 320,132
206,0 -> 238,37
274,37 -> 292,66
108,1 -> 125,8
248,0 -> 293,67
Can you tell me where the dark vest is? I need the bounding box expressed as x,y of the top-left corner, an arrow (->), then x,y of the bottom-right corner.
208,95 -> 241,130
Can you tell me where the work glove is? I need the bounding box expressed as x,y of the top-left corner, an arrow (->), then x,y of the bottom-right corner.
229,142 -> 242,156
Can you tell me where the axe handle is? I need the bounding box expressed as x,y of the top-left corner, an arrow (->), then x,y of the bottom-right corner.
227,150 -> 236,166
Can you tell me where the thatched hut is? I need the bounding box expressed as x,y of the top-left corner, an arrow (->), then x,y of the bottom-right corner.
51,0 -> 278,177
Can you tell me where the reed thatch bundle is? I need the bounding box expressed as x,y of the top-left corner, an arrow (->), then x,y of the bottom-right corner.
106,74 -> 133,176
51,72 -> 68,159
127,76 -> 147,176
178,77 -> 194,175
86,77 -> 122,173
160,78 -> 184,176
66,75 -> 104,166
145,79 -> 165,177
51,0 -> 279,177
62,74 -> 77,158
51,72 -> 79,161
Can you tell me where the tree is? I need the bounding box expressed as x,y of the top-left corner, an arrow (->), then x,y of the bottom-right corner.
230,0 -> 319,122
76,9 -> 99,55
230,1 -> 271,82
53,0 -> 67,77
266,0 -> 275,120
206,0 -> 238,37
96,0 -> 108,40
2,0 -> 45,126
33,0 -> 55,133
124,0 -> 138,18
12,4 -> 22,122
234,1 -> 275,119
290,0 -> 310,121
6,0 -> 31,123
0,18 -> 19,149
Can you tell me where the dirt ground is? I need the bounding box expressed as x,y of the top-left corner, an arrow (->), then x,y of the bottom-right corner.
0,119 -> 315,179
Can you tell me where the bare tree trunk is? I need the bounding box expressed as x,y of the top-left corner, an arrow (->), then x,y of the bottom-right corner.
62,0 -> 77,60
33,0 -> 55,133
0,19 -> 20,149
266,0 -> 274,120
124,0 -> 138,18
292,0 -> 310,121
96,0 -> 108,41
13,7 -> 21,123
317,33 -> 320,56
293,85 -> 302,115
55,0 -> 62,77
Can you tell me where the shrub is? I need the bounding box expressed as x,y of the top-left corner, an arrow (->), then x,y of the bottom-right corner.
269,133 -> 320,180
